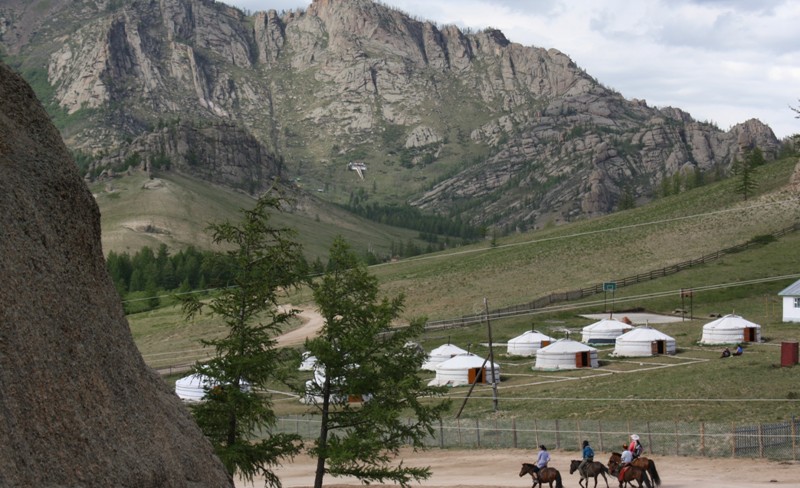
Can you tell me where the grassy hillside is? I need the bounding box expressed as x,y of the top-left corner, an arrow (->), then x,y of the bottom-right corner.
130,156 -> 800,422
91,171 -> 423,260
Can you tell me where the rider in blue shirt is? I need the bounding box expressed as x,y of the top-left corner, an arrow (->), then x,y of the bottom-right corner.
578,440 -> 594,481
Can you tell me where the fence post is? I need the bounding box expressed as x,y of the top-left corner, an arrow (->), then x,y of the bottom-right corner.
792,416 -> 797,461
476,419 -> 481,448
731,422 -> 736,458
555,419 -> 561,450
576,420 -> 582,451
457,418 -> 462,446
439,419 -> 444,449
598,420 -> 604,453
758,423 -> 764,458
675,422 -> 679,456
646,421 -> 653,455
534,419 -> 540,448
513,418 -> 518,449
700,423 -> 706,457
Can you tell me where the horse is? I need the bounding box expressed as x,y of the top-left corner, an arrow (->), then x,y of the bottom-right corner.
519,463 -> 563,488
569,459 -> 610,488
607,458 -> 652,488
607,452 -> 661,487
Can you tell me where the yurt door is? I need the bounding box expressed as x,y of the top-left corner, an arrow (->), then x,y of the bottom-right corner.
651,340 -> 665,355
468,368 -> 485,384
744,327 -> 757,342
575,352 -> 590,368
541,340 -> 551,348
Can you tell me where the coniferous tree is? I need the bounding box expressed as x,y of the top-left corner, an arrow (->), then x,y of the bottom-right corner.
180,193 -> 305,487
733,156 -> 758,201
305,237 -> 450,488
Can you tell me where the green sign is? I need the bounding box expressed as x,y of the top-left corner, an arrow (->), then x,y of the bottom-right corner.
603,282 -> 617,291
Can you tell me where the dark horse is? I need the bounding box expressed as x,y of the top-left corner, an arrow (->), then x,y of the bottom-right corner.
607,457 -> 652,488
519,463 -> 563,488
607,452 -> 661,487
569,460 -> 610,488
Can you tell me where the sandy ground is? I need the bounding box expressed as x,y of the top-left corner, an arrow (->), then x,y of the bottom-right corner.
236,447 -> 800,488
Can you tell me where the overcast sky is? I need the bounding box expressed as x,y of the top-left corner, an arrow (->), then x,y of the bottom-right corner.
221,0 -> 799,139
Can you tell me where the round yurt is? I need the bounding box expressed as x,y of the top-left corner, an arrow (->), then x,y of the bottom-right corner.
581,318 -> 634,344
428,353 -> 500,387
175,374 -> 250,402
613,327 -> 676,357
299,352 -> 317,371
700,314 -> 761,345
534,339 -> 599,370
422,343 -> 469,371
507,330 -> 556,357
302,367 -> 371,404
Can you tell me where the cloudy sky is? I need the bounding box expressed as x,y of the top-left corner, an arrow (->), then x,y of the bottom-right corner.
221,0 -> 799,139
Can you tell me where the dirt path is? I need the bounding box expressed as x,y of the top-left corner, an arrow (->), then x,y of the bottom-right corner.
237,447 -> 800,487
275,305 -> 324,347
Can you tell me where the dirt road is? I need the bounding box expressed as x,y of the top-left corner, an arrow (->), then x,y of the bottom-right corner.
237,447 -> 800,487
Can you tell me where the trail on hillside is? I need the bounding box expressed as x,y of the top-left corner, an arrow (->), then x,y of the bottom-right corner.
276,305 -> 324,347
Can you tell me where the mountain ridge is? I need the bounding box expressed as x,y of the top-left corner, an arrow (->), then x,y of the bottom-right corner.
0,0 -> 783,231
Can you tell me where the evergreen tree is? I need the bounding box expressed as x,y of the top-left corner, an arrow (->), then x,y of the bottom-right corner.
305,237 -> 450,488
180,193 -> 306,487
733,156 -> 758,201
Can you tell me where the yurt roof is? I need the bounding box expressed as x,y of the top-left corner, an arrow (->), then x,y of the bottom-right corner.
703,314 -> 760,330
583,318 -> 634,332
428,343 -> 469,357
509,330 -> 555,343
436,353 -> 499,370
175,373 -> 214,389
538,339 -> 597,353
617,327 -> 674,342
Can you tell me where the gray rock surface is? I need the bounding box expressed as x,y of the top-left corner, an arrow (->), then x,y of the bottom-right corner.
0,60 -> 233,487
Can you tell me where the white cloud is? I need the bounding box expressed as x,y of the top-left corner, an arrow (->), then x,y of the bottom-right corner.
220,0 -> 799,138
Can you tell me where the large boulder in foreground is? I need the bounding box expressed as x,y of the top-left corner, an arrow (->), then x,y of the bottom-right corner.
0,62 -> 233,486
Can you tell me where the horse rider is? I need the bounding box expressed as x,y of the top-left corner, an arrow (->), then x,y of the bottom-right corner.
628,434 -> 643,459
534,444 -> 550,474
578,440 -> 594,482
615,447 -> 634,481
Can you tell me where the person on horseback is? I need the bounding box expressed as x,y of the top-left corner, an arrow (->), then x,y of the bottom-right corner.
534,444 -> 550,472
578,440 -> 594,482
629,434 -> 643,459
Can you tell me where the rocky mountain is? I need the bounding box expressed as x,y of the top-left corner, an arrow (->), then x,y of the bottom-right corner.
0,59 -> 233,487
0,0 -> 782,231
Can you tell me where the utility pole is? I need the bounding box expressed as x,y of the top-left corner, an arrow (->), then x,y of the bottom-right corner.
485,298 -> 499,412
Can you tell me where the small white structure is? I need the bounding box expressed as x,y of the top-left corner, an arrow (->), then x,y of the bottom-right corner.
175,374 -> 250,402
507,330 -> 556,356
422,343 -> 469,371
299,352 -> 317,371
778,279 -> 800,323
700,314 -> 761,345
581,318 -> 634,344
534,339 -> 599,370
613,327 -> 676,357
428,353 -> 500,387
302,367 -> 370,404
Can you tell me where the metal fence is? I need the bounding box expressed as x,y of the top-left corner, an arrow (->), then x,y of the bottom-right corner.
273,415 -> 800,460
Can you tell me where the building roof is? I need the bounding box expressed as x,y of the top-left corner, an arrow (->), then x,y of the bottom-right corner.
436,353 -> 499,370
615,327 -> 674,342
582,318 -> 634,332
778,278 -> 800,296
703,314 -> 761,330
538,339 -> 597,354
508,330 -> 555,344
428,343 -> 469,357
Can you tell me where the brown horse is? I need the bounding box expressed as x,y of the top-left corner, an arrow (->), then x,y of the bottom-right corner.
607,452 -> 661,487
569,459 -> 610,488
607,458 -> 652,488
519,463 -> 563,488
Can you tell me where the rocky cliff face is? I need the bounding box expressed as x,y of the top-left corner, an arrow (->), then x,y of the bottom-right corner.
0,60 -> 233,487
0,0 -> 782,230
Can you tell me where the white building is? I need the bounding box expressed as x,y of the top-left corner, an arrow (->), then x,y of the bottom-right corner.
613,327 -> 676,357
778,279 -> 800,323
700,314 -> 761,345
581,318 -> 634,344
534,339 -> 599,370
299,352 -> 317,371
175,374 -> 250,402
421,343 -> 469,371
428,353 -> 500,387
507,330 -> 556,357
